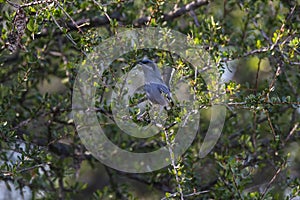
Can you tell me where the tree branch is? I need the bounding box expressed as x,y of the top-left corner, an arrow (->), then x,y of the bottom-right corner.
164,0 -> 209,20
133,0 -> 209,26
67,0 -> 209,30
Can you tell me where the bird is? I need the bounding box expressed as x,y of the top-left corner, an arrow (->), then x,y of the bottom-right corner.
139,57 -> 173,109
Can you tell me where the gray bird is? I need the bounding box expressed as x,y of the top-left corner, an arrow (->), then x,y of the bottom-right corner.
139,57 -> 173,108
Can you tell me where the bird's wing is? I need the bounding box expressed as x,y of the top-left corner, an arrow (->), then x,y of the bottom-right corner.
156,83 -> 174,107
154,83 -> 173,103
158,84 -> 171,98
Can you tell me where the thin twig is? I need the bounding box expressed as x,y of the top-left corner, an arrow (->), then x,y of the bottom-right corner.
164,129 -> 184,200
265,65 -> 281,102
6,0 -> 20,8
163,0 -> 208,21
20,0 -> 57,8
259,165 -> 284,200
161,190 -> 209,200
285,123 -> 299,143
49,10 -> 88,57
254,58 -> 261,95
134,0 -> 208,26
264,109 -> 276,140
57,3 -> 83,34
230,166 -> 244,200
92,0 -> 112,23
189,10 -> 200,27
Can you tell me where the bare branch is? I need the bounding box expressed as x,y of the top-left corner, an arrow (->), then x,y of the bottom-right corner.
134,0 -> 208,26
259,164 -> 284,200
70,0 -> 208,28
285,123 -> 299,143
163,0 -> 209,21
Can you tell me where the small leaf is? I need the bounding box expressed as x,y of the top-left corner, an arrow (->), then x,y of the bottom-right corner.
27,18 -> 35,32
29,6 -> 36,13
256,39 -> 261,48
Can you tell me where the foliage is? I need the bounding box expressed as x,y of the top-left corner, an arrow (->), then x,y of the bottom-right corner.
0,0 -> 299,199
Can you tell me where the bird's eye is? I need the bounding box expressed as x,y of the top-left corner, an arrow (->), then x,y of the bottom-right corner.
141,59 -> 152,64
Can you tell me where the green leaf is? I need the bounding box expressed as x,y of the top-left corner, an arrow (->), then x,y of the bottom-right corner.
26,18 -> 38,33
